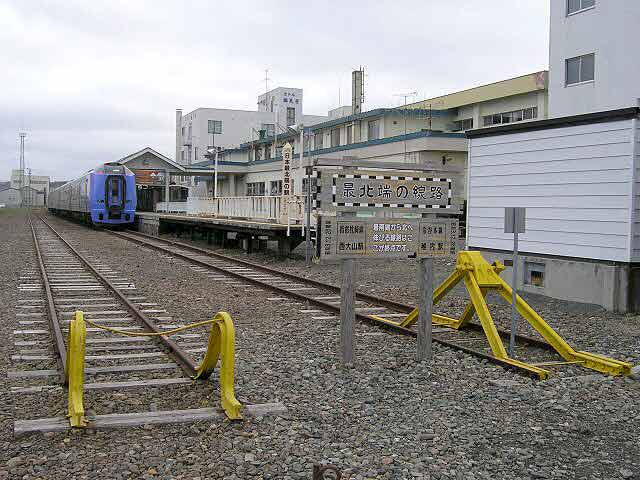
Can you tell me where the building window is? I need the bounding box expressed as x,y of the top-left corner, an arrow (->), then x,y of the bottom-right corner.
331,128 -> 340,147
287,107 -> 296,126
314,131 -> 323,150
453,118 -> 474,132
270,180 -> 282,195
346,125 -> 353,144
524,262 -> 546,287
194,147 -> 198,161
246,182 -> 266,196
207,119 -> 222,134
255,148 -> 262,161
483,107 -> 538,127
368,119 -> 380,140
265,145 -> 272,160
567,0 -> 594,15
261,123 -> 275,137
566,53 -> 595,85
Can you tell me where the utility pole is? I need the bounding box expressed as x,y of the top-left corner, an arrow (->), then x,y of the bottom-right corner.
19,132 -> 26,207
26,168 -> 32,209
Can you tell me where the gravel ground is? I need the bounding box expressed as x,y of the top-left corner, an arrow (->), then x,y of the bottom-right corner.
1,209 -> 639,480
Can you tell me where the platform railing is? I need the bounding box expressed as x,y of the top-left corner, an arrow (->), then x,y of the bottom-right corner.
185,195 -> 306,224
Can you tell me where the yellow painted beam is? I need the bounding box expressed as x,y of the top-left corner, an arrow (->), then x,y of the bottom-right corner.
66,311 -> 87,428
195,312 -> 243,420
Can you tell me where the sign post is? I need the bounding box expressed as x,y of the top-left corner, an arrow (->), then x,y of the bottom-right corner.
208,120 -> 222,198
305,166 -> 312,265
504,207 -> 526,357
339,211 -> 357,366
314,163 -> 462,366
416,257 -> 434,362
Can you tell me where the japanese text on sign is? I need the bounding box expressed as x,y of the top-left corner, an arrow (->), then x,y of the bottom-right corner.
314,168 -> 460,213
282,142 -> 292,197
320,217 -> 458,260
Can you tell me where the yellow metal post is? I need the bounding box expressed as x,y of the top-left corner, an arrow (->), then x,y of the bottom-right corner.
195,312 -> 243,419
463,273 -> 508,358
65,311 -> 87,427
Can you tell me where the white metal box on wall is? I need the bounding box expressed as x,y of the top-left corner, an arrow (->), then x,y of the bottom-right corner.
466,107 -> 640,312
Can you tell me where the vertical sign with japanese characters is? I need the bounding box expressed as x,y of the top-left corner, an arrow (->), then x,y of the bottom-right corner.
282,142 -> 292,197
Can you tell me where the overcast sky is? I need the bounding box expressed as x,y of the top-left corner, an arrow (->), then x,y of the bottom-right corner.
0,0 -> 550,181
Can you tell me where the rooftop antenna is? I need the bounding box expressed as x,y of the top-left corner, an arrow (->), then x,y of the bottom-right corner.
393,91 -> 417,160
262,68 -> 272,112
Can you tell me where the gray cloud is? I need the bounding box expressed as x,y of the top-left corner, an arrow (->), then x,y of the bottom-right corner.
0,0 -> 549,180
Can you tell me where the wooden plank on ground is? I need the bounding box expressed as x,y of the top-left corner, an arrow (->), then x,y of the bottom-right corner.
14,403 -> 289,435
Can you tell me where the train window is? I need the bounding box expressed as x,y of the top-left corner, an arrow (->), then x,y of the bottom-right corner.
110,178 -> 120,196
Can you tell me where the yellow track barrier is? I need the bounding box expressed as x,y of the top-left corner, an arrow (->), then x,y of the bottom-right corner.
193,312 -> 242,420
65,311 -> 242,425
371,251 -> 634,380
66,311 -> 87,427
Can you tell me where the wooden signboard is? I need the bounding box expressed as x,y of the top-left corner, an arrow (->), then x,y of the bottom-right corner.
320,217 -> 458,260
132,169 -> 166,186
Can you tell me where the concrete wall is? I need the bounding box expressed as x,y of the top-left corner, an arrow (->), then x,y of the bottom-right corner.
468,118 -> 637,263
0,188 -> 21,206
479,249 -> 633,312
549,1 -> 640,117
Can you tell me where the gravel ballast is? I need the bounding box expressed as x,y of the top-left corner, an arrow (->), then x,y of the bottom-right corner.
1,210 -> 639,479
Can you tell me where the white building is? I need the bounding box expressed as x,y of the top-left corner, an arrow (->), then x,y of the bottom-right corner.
192,71 -> 549,202
549,0 -> 640,117
175,87 -> 327,166
466,0 -> 640,312
10,170 -> 50,199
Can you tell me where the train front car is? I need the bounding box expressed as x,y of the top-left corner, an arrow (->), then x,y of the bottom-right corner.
90,163 -> 136,226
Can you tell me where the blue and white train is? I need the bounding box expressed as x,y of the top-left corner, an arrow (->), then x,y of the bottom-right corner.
48,162 -> 136,226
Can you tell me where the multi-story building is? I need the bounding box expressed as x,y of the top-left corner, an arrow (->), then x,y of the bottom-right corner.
548,0 -> 640,117
175,86 -> 327,166
465,0 -> 640,312
192,71 -> 549,200
402,71 -> 548,131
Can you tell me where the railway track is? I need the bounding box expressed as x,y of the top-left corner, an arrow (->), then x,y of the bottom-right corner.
9,216 -> 284,434
102,226 -> 568,379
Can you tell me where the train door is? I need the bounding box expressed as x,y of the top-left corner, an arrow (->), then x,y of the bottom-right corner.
105,175 -> 125,219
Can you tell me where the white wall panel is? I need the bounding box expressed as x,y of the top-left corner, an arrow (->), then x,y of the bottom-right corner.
633,124 -> 640,261
468,119 -> 636,262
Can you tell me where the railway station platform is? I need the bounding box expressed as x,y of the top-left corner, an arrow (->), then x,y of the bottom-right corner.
135,212 -> 305,255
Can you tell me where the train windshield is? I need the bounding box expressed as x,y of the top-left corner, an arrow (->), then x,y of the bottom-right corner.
107,176 -> 124,208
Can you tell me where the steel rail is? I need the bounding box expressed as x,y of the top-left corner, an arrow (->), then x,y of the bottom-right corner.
118,229 -> 553,350
37,216 -> 199,377
107,229 -> 544,378
29,215 -> 67,383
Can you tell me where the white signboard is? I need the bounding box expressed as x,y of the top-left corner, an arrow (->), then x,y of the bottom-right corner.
314,168 -> 461,213
282,143 -> 292,197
